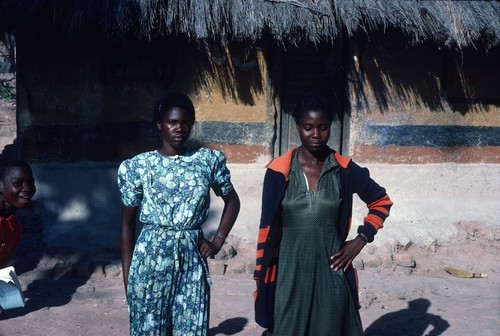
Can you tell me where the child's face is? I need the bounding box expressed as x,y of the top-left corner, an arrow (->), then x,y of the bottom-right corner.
0,166 -> 36,209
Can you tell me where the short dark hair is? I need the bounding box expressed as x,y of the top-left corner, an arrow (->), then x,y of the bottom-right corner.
293,93 -> 332,124
0,159 -> 33,180
153,92 -> 196,123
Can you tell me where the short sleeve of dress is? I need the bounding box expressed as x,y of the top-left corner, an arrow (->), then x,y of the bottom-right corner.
210,150 -> 234,197
117,159 -> 143,207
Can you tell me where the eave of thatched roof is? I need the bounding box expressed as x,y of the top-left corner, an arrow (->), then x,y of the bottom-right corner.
0,0 -> 499,48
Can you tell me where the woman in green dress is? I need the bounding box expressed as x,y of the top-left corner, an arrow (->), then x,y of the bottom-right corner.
118,92 -> 240,336
254,94 -> 393,335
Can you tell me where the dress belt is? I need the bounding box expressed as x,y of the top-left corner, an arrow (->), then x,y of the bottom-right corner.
168,228 -> 212,286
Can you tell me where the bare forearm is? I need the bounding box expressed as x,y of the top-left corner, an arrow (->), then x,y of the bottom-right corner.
211,190 -> 240,252
120,226 -> 134,291
120,205 -> 138,293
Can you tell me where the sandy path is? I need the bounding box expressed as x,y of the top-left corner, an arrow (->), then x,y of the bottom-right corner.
1,259 -> 498,336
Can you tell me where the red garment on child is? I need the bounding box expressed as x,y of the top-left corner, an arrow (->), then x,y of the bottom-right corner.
0,214 -> 23,266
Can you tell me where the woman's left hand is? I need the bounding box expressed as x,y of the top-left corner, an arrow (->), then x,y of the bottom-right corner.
198,239 -> 222,259
330,236 -> 366,271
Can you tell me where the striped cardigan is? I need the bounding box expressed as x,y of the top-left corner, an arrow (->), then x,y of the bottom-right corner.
254,148 -> 393,330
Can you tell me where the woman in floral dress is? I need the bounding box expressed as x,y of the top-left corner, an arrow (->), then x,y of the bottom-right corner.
118,92 -> 240,336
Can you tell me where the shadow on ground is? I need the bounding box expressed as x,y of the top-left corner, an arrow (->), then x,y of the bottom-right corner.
0,203 -> 95,321
209,317 -> 248,335
364,298 -> 450,336
0,276 -> 88,319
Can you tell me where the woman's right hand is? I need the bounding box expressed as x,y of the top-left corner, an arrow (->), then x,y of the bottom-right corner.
198,239 -> 223,259
330,236 -> 367,271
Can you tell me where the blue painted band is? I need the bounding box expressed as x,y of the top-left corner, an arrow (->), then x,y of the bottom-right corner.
360,125 -> 500,147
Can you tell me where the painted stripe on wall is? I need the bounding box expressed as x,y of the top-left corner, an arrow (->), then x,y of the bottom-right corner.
191,121 -> 272,146
353,144 -> 499,164
21,121 -> 272,146
204,144 -> 272,163
360,125 -> 500,147
20,142 -> 273,163
19,121 -> 273,162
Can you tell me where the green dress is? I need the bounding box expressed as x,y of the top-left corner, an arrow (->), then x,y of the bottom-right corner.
117,148 -> 234,336
272,151 -> 363,336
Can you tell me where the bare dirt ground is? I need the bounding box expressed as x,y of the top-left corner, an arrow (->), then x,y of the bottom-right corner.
0,221 -> 498,336
0,99 -> 16,156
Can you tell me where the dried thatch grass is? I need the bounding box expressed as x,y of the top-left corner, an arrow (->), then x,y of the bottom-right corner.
0,0 -> 498,47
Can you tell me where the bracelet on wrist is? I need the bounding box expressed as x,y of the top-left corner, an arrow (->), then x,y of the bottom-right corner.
215,232 -> 226,239
357,233 -> 369,243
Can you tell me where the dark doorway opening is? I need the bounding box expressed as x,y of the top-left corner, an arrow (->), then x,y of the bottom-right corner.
276,40 -> 347,155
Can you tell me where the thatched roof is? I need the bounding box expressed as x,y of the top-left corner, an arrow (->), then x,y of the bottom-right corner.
1,0 -> 499,47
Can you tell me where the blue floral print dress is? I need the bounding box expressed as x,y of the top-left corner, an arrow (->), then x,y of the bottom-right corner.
117,148 -> 234,336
